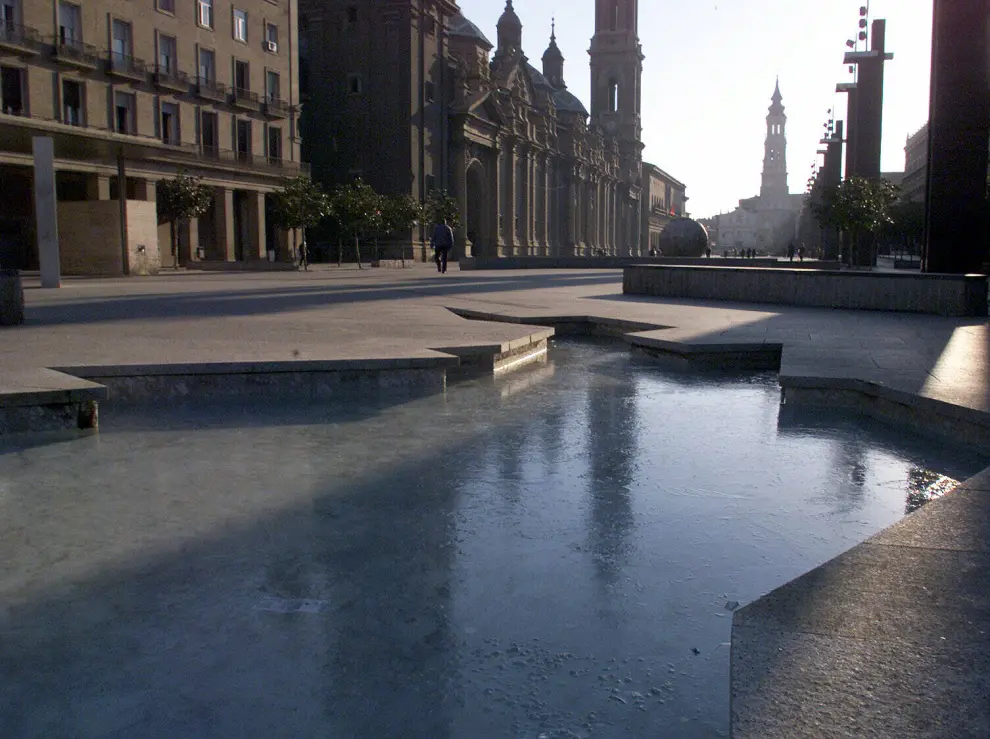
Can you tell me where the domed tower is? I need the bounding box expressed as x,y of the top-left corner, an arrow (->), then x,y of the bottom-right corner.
761,79 -> 789,201
495,0 -> 523,60
542,19 -> 564,89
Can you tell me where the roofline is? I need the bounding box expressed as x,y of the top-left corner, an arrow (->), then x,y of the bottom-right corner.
643,161 -> 685,189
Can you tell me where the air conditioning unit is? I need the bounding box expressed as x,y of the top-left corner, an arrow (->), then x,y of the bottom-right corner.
266,40 -> 277,52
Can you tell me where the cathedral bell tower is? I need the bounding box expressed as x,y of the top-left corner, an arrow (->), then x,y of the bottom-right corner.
761,79 -> 789,201
589,0 -> 644,149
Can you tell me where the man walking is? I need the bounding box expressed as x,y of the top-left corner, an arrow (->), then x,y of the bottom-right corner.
430,218 -> 454,274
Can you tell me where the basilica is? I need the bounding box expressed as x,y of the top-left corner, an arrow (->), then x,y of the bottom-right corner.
300,0 -> 680,258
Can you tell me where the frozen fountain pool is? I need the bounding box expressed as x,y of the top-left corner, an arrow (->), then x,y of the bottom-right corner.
1,339 -> 986,738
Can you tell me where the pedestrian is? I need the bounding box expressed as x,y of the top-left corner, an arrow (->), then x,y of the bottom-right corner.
798,244 -> 805,262
705,246 -> 712,258
430,218 -> 454,274
787,243 -> 795,262
298,240 -> 309,271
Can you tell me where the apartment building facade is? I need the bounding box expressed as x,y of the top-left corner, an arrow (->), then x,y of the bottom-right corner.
0,0 -> 301,274
641,163 -> 687,255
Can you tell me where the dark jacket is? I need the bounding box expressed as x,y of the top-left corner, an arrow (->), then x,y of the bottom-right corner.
431,223 -> 454,250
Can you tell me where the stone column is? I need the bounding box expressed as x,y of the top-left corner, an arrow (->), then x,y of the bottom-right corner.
179,218 -> 200,264
85,175 -> 111,201
214,187 -> 236,262
32,136 -> 60,288
542,156 -> 551,255
245,190 -> 267,259
455,144 -> 471,258
528,150 -> 537,254
494,142 -> 505,255
924,0 -> 990,273
506,143 -> 517,254
132,179 -> 156,202
567,167 -> 579,256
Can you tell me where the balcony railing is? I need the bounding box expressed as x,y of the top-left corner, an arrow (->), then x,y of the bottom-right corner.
0,107 -> 310,176
231,87 -> 261,111
196,77 -> 228,103
0,22 -> 45,55
263,95 -> 290,118
153,66 -> 191,93
52,36 -> 101,69
107,51 -> 148,81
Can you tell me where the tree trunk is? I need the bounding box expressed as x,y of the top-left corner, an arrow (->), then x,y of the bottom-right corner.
355,236 -> 363,269
337,238 -> 343,267
171,221 -> 179,270
374,236 -> 379,264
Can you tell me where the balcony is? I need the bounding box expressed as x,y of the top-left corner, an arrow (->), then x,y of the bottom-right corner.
195,77 -> 228,103
107,52 -> 148,82
231,87 -> 261,111
153,66 -> 191,94
0,22 -> 44,55
263,96 -> 290,118
52,36 -> 100,70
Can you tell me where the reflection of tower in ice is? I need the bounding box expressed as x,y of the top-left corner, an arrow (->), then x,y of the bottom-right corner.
828,437 -> 869,516
585,367 -> 639,588
319,452 -> 462,738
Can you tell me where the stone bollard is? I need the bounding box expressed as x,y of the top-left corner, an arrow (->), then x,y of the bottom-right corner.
0,268 -> 25,326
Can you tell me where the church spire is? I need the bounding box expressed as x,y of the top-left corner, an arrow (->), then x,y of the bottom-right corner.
496,0 -> 523,57
761,80 -> 789,200
542,17 -> 565,88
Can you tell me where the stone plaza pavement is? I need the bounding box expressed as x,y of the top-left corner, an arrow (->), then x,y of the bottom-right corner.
2,264 -> 990,737
2,264 -> 988,417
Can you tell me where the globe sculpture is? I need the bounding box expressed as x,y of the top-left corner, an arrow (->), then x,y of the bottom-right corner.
657,218 -> 709,257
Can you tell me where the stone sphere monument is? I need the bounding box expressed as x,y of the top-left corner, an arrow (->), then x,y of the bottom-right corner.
657,218 -> 709,257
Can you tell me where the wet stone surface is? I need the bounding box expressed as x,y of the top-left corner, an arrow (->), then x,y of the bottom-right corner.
0,340 -> 986,738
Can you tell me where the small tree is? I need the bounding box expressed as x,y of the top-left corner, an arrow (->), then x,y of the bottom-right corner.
157,171 -> 212,269
270,176 -> 331,261
809,176 -> 900,267
330,179 -> 381,269
423,190 -> 461,230
381,194 -> 424,266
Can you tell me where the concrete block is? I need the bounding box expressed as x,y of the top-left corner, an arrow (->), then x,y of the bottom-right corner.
623,265 -> 989,316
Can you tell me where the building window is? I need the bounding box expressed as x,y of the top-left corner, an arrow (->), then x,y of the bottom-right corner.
111,19 -> 132,63
62,79 -> 82,125
158,34 -> 177,73
236,119 -> 251,159
233,9 -> 247,42
347,73 -> 362,95
157,0 -> 175,14
201,110 -> 218,155
424,81 -> 435,103
346,6 -> 357,24
424,15 -> 436,35
58,1 -> 81,43
114,91 -> 136,134
161,101 -> 179,144
0,65 -> 24,116
266,70 -> 280,101
425,174 -> 435,192
267,125 -> 281,163
608,80 -> 619,113
198,0 -> 213,29
198,47 -> 215,82
265,23 -> 278,52
234,59 -> 249,93
0,0 -> 20,29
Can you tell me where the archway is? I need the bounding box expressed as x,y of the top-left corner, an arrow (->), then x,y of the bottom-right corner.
465,161 -> 489,257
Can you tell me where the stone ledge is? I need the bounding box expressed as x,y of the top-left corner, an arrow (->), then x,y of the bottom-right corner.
623,264 -> 989,316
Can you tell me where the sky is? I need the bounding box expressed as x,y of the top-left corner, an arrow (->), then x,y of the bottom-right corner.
455,0 -> 934,218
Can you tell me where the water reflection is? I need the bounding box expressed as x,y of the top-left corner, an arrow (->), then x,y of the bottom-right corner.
0,340 -> 986,739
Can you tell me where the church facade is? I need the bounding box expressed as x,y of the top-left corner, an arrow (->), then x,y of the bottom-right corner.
702,82 -> 804,253
299,0 -> 660,258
